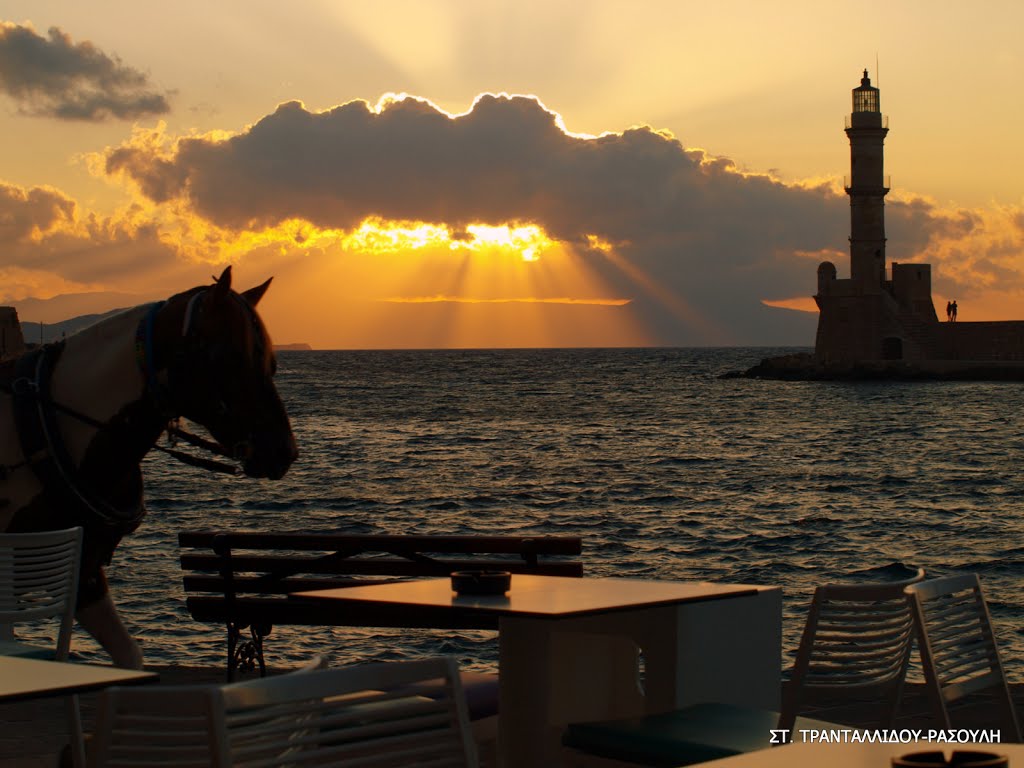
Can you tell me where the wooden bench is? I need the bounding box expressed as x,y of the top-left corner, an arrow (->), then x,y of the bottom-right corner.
179,531 -> 584,680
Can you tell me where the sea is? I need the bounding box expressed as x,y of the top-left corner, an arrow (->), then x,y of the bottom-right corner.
73,347 -> 1024,679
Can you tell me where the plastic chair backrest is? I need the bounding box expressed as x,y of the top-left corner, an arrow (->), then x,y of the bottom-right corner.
221,656 -> 479,767
92,684 -> 229,767
90,655 -> 327,767
779,567 -> 925,732
905,573 -> 1021,741
0,527 -> 82,659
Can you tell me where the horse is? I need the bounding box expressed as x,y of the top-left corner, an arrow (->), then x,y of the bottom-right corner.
0,266 -> 297,668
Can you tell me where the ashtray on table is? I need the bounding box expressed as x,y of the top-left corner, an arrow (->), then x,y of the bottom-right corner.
450,570 -> 511,596
892,751 -> 1008,768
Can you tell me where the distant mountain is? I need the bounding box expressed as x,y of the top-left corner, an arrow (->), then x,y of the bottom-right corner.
12,291 -> 149,324
18,308 -> 314,350
20,308 -> 129,345
273,343 -> 312,351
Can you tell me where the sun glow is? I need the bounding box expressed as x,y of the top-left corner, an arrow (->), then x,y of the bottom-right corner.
151,213 -> 557,266
456,223 -> 551,262
341,218 -> 449,252
586,234 -> 618,253
336,217 -> 554,262
381,295 -> 631,306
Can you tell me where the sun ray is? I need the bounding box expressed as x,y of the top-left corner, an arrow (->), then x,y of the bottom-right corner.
595,241 -> 734,345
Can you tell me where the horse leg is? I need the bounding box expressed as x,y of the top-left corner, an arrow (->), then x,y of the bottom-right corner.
75,594 -> 144,670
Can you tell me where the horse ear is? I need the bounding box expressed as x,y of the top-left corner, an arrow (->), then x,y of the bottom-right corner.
212,266 -> 233,301
242,277 -> 273,307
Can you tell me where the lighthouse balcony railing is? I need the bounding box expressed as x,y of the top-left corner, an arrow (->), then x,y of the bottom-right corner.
843,175 -> 891,193
845,114 -> 889,129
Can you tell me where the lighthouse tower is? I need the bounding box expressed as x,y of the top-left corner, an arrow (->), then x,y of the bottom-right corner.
845,69 -> 888,288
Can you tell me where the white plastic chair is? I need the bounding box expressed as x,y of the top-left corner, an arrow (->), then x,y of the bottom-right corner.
92,683 -> 228,767
90,654 -> 326,767
0,527 -> 85,766
0,526 -> 82,659
93,656 -> 480,767
781,566 -> 925,731
221,656 -> 479,767
563,568 -> 925,767
906,573 -> 1022,741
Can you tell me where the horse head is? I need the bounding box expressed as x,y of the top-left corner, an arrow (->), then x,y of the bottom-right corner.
148,267 -> 298,479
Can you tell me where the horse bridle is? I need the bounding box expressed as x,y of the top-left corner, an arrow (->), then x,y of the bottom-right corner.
137,288 -> 271,466
137,290 -> 269,471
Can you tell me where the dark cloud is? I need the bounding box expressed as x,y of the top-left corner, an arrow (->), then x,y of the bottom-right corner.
107,95 -> 853,276
102,93 -> 983,344
0,22 -> 170,121
109,99 -> 782,244
0,181 -> 179,293
0,182 -> 75,241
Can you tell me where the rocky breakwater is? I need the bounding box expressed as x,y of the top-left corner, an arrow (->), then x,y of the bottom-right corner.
724,352 -> 1024,381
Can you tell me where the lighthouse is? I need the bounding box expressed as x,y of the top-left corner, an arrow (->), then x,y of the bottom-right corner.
814,69 -> 935,365
845,70 -> 889,289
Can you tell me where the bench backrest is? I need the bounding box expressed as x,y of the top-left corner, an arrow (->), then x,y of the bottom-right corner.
179,531 -> 584,599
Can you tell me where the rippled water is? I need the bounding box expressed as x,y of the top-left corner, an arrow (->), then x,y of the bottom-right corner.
77,348 -> 1024,678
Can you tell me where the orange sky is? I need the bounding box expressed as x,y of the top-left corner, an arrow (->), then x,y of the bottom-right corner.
1,2 -> 1023,348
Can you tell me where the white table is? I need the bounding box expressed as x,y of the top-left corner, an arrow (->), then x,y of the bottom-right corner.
694,740 -> 1019,767
0,656 -> 157,702
294,574 -> 781,767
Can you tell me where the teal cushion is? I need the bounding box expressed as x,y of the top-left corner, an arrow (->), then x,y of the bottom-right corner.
563,702 -> 839,768
562,703 -> 773,767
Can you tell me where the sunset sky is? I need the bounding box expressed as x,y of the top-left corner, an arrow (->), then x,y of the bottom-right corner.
2,0 -> 1023,348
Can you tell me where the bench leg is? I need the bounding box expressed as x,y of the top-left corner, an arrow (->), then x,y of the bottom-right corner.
252,623 -> 270,677
226,621 -> 240,682
225,621 -> 270,681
